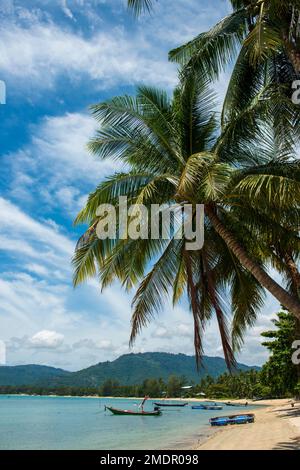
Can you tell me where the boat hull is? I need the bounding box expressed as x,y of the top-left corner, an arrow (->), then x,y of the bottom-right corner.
192,405 -> 223,410
225,402 -> 248,407
105,406 -> 161,416
210,413 -> 255,426
153,402 -> 188,407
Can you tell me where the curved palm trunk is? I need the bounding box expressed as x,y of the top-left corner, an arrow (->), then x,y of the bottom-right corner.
284,252 -> 300,296
284,43 -> 300,74
205,205 -> 300,320
287,49 -> 300,74
282,32 -> 300,74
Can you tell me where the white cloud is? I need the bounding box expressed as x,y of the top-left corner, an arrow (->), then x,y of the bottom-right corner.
0,197 -> 74,261
151,322 -> 192,340
138,0 -> 231,45
73,338 -> 114,351
60,0 -> 75,20
0,194 -> 278,369
30,330 -> 65,349
0,21 -> 177,90
6,112 -> 121,216
0,0 -> 232,95
0,0 -> 281,371
0,197 -> 135,369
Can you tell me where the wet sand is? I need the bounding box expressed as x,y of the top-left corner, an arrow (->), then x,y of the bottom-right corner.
194,399 -> 300,450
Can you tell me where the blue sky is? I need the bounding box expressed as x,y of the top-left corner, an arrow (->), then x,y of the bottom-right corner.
0,0 -> 279,370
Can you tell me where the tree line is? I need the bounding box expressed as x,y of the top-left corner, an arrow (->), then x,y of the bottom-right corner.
1,310 -> 299,399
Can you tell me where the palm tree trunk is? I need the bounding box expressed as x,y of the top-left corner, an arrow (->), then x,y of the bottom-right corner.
284,252 -> 300,296
282,33 -> 300,73
205,205 -> 300,320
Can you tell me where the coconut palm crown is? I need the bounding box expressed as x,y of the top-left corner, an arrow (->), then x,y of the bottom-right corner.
128,1 -> 300,130
73,72 -> 300,368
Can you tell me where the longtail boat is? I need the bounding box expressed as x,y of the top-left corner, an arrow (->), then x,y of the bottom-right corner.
192,405 -> 223,410
153,402 -> 188,407
210,413 -> 255,426
225,402 -> 248,407
105,406 -> 161,416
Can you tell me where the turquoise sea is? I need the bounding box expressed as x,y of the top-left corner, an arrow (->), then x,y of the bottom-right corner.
0,396 -> 260,450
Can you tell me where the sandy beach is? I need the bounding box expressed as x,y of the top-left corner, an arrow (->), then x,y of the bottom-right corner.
193,399 -> 300,450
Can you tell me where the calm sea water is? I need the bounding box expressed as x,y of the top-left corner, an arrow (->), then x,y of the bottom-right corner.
0,396 -> 260,450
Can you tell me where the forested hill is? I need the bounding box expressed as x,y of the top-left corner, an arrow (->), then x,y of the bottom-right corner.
0,352 -> 259,387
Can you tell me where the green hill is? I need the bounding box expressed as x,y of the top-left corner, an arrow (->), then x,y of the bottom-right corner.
0,364 -> 70,386
0,353 -> 259,388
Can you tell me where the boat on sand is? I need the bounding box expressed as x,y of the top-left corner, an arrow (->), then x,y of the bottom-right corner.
210,413 -> 255,426
225,401 -> 248,407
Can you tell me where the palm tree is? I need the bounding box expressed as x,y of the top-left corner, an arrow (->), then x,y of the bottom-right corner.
128,0 -> 300,302
128,1 -> 300,136
73,72 -> 300,366
128,1 -> 300,73
170,2 -> 300,71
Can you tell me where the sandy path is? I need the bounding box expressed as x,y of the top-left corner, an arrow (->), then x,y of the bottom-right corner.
195,399 -> 300,450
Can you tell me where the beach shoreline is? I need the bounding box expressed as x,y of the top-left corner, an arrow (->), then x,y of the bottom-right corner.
2,395 -> 299,449
189,399 -> 300,450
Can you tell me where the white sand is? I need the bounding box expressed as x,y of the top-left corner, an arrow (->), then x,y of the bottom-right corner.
194,399 -> 300,450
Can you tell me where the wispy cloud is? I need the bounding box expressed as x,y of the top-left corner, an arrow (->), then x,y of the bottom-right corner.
0,0 -> 277,370
5,112 -> 120,216
0,21 -> 178,90
0,197 -> 73,258
0,0 -> 231,95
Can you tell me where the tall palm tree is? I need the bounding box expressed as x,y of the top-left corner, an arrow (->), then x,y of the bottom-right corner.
73,73 -> 300,366
128,0 -> 300,297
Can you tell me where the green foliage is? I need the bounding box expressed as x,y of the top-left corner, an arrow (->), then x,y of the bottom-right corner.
260,309 -> 299,397
199,370 -> 263,399
129,1 -> 300,152
0,370 -> 263,400
169,9 -> 247,80
101,379 -> 120,396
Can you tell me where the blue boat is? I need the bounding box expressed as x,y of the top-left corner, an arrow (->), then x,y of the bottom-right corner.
210,413 -> 255,426
210,417 -> 229,426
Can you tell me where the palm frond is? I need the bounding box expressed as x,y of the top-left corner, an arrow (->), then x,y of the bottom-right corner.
127,0 -> 155,16
231,266 -> 266,350
235,173 -> 300,209
74,172 -> 153,225
244,18 -> 282,66
73,234 -> 103,287
130,238 -> 183,345
178,73 -> 217,157
202,252 -> 237,370
169,9 -> 248,79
